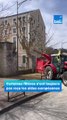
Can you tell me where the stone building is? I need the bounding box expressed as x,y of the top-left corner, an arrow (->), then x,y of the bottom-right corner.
0,9 -> 46,70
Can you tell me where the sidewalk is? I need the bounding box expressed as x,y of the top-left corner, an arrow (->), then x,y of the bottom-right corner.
0,73 -> 41,112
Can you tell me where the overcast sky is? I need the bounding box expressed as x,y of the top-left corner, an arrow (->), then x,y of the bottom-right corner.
0,0 -> 67,49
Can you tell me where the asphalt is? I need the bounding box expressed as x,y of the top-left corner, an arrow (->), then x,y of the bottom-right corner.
0,73 -> 41,111
0,85 -> 67,120
0,73 -> 67,120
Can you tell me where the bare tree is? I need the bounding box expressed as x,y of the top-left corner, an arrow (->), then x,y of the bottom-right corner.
0,3 -> 14,42
18,16 -> 46,54
0,21 -> 11,42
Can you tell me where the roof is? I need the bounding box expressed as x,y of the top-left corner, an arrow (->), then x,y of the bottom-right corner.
0,9 -> 40,19
51,52 -> 67,56
61,52 -> 67,56
51,54 -> 60,57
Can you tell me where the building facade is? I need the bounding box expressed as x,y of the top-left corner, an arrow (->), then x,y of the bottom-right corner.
0,9 -> 46,70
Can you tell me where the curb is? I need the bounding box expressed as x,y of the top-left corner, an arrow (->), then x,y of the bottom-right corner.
0,92 -> 46,115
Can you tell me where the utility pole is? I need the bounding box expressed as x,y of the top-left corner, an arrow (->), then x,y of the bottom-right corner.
17,0 -> 18,71
16,0 -> 29,71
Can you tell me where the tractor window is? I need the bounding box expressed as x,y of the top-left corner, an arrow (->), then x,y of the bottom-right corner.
61,55 -> 67,62
52,56 -> 61,64
52,56 -> 58,63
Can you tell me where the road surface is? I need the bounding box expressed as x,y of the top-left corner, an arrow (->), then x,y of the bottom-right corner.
0,84 -> 67,120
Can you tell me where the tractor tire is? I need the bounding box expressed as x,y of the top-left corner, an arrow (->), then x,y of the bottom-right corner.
44,66 -> 54,80
62,72 -> 67,86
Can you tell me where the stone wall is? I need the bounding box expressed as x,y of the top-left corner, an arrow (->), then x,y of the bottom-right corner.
0,42 -> 17,76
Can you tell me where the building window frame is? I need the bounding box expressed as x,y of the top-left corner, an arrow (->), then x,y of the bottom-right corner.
13,36 -> 16,43
13,18 -> 16,24
22,55 -> 26,64
13,27 -> 16,34
22,16 -> 26,26
4,20 -> 7,25
22,27 -> 26,35
4,29 -> 7,35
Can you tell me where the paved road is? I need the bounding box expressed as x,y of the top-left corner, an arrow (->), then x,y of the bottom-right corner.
0,84 -> 67,120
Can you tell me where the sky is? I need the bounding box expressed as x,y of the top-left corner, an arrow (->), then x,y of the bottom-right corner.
0,0 -> 67,49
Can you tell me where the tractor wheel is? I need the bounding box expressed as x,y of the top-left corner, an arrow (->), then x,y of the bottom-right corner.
62,72 -> 67,86
44,66 -> 54,80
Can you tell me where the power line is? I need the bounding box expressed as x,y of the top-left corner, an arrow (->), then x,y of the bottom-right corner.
18,0 -> 28,8
0,0 -> 32,14
0,2 -> 16,13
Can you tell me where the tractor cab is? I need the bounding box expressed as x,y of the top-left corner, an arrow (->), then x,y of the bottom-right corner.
60,53 -> 67,70
51,54 -> 61,73
51,52 -> 67,73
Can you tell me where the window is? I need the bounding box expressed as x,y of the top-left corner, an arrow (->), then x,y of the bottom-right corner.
13,28 -> 16,33
4,20 -> 7,25
22,27 -> 25,35
18,17 -> 21,21
23,16 -> 25,22
13,18 -> 16,22
29,17 -> 33,22
34,20 -> 35,24
22,27 -> 25,31
13,18 -> 16,25
4,29 -> 7,35
23,55 -> 26,63
13,37 -> 16,43
23,16 -> 26,25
